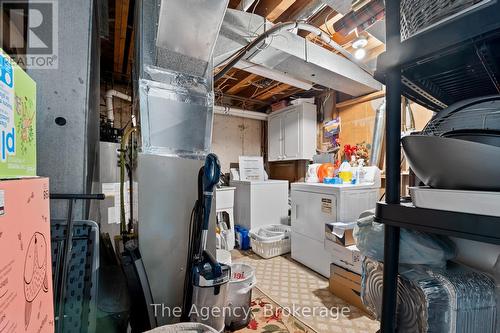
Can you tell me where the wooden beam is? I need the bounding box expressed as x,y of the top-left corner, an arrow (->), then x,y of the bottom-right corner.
254,0 -> 296,22
268,0 -> 296,22
228,0 -> 242,9
226,73 -> 259,94
114,0 -> 130,74
275,0 -> 309,22
365,43 -> 385,62
269,87 -> 303,102
336,90 -> 385,109
126,29 -> 135,76
255,83 -> 293,100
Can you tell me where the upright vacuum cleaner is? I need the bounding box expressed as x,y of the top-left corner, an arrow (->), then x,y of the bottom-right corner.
182,154 -> 231,332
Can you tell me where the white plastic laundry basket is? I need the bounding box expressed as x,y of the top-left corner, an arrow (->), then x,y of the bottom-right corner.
250,224 -> 291,241
250,225 -> 291,259
251,237 -> 291,259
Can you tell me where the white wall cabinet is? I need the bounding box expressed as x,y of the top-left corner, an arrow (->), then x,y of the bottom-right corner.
267,103 -> 317,161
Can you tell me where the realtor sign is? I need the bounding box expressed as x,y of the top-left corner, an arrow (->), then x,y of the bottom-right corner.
1,0 -> 58,69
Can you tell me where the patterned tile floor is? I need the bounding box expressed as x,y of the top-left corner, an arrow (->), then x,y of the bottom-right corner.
233,251 -> 380,333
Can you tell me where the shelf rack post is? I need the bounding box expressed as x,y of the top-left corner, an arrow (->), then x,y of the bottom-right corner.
381,0 -> 402,332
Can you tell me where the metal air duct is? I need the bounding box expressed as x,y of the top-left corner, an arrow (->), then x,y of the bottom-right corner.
136,0 -> 229,157
214,9 -> 382,97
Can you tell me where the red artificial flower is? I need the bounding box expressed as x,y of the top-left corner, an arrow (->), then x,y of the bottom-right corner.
247,319 -> 258,330
258,300 -> 270,307
266,308 -> 283,322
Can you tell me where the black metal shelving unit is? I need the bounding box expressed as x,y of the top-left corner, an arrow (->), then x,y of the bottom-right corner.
375,0 -> 500,332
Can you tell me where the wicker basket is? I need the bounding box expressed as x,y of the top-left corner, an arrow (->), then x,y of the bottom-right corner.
400,0 -> 483,40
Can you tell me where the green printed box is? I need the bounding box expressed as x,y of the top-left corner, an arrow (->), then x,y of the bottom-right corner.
0,49 -> 36,178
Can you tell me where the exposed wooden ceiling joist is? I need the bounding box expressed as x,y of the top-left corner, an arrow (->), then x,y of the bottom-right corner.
221,0 -> 386,110
126,29 -> 135,76
254,0 -> 297,22
229,0 -> 243,9
275,0 -> 310,22
364,43 -> 385,61
254,83 -> 292,100
114,0 -> 130,75
226,73 -> 261,94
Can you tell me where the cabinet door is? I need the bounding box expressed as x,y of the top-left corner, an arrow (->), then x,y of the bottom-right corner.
283,109 -> 300,159
268,115 -> 282,161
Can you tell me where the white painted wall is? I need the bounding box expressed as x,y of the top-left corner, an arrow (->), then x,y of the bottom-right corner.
211,114 -> 262,172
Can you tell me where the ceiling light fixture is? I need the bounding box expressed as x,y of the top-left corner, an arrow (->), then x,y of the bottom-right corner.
354,48 -> 367,60
352,36 -> 368,49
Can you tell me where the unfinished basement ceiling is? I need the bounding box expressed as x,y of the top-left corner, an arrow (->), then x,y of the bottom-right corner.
213,9 -> 382,97
102,0 -> 386,110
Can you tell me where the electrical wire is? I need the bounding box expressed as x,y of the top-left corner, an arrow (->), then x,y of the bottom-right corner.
214,21 -> 373,82
324,10 -> 337,36
247,0 -> 262,38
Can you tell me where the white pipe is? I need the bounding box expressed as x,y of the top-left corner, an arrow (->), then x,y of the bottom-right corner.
105,89 -> 132,124
214,105 -> 268,121
234,59 -> 313,90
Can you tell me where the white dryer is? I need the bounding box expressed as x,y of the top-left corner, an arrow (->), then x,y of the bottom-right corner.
291,182 -> 379,277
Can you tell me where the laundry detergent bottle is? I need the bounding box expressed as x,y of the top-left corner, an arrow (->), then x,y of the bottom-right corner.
338,160 -> 352,183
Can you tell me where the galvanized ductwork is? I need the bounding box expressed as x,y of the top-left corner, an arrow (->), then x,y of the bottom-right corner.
214,9 -> 382,97
136,0 -> 228,157
135,0 -> 228,327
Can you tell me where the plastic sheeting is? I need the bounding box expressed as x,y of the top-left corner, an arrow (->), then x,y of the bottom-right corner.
353,210 -> 456,267
361,258 -> 497,332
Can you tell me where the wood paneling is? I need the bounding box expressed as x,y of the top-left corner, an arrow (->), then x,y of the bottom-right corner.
335,97 -> 434,157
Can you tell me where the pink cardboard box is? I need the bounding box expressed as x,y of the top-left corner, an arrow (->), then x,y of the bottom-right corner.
0,177 -> 54,332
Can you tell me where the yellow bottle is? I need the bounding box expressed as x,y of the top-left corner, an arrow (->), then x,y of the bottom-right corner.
338,161 -> 352,183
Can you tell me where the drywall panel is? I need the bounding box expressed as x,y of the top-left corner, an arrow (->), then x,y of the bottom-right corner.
211,114 -> 262,172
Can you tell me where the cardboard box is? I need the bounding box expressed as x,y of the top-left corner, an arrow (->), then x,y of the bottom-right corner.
0,177 -> 54,332
0,49 -> 37,178
325,222 -> 356,246
324,238 -> 363,274
329,264 -> 369,314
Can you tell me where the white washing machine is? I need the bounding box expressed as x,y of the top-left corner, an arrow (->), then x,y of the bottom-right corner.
291,182 -> 379,277
230,179 -> 289,231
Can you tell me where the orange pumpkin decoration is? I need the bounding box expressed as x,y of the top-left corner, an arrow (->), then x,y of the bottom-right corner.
317,163 -> 335,183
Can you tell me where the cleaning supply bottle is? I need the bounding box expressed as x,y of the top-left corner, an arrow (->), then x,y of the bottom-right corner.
355,159 -> 366,184
338,160 -> 352,183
